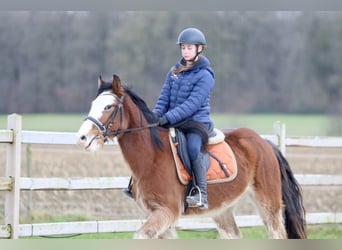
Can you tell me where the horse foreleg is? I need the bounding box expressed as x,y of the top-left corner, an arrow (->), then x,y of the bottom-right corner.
134,207 -> 178,239
213,206 -> 242,239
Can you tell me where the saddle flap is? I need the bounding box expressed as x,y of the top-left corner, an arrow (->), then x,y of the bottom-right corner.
169,128 -> 238,185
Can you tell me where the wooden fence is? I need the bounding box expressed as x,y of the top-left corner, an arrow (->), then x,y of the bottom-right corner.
1,113 -> 342,239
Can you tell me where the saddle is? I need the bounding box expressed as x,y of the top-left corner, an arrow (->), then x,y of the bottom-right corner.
169,127 -> 238,185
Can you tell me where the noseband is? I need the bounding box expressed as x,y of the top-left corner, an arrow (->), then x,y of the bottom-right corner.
85,94 -> 158,140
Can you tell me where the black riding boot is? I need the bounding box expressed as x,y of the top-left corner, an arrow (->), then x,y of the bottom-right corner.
122,176 -> 133,199
186,153 -> 210,209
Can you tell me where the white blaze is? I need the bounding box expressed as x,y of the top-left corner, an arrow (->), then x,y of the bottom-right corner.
76,92 -> 118,151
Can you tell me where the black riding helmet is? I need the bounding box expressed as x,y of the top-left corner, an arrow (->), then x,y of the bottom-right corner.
177,28 -> 206,62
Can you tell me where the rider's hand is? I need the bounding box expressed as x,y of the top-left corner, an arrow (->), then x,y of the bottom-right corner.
157,115 -> 169,126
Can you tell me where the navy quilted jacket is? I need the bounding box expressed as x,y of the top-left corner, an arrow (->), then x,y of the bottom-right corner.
153,56 -> 215,125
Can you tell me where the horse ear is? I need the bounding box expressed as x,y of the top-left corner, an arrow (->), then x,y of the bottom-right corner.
98,75 -> 105,88
112,74 -> 124,96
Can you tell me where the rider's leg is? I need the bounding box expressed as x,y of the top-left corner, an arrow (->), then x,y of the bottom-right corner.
185,132 -> 210,209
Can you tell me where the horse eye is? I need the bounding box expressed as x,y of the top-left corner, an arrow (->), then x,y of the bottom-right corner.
104,104 -> 113,111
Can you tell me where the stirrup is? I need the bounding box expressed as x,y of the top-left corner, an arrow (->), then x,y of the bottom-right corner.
123,177 -> 133,199
186,186 -> 208,209
122,188 -> 133,199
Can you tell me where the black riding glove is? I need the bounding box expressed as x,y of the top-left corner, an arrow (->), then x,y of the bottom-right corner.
157,115 -> 169,126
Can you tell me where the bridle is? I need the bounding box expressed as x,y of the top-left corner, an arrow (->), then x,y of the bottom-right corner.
84,93 -> 158,140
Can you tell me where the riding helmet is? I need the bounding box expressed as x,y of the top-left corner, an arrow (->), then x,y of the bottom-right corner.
177,28 -> 207,45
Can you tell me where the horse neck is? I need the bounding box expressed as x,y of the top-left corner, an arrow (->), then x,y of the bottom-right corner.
117,98 -> 157,175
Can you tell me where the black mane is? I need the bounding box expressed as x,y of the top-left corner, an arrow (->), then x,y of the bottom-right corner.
124,86 -> 164,150
124,87 -> 209,148
97,84 -> 161,150
124,87 -> 158,125
96,82 -> 208,151
96,82 -> 112,96
96,82 -> 157,126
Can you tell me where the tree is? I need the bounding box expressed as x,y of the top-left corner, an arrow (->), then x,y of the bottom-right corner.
0,12 -> 341,116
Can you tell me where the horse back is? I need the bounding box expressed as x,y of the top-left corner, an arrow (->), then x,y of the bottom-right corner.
222,127 -> 281,183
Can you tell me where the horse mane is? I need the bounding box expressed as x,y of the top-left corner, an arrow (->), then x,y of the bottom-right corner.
123,87 -> 209,151
122,86 -> 163,151
122,87 -> 210,152
96,82 -> 207,151
96,82 -> 112,96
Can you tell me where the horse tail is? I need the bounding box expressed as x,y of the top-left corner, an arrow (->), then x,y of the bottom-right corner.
269,142 -> 307,239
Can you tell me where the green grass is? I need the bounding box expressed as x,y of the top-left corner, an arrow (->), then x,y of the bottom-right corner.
18,213 -> 342,239
0,113 -> 86,132
23,224 -> 342,239
212,113 -> 335,136
18,213 -> 341,239
1,113 -> 338,136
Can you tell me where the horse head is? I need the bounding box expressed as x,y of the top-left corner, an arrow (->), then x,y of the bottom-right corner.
77,74 -> 127,152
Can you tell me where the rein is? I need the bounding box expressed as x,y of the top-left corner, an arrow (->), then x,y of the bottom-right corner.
85,94 -> 158,140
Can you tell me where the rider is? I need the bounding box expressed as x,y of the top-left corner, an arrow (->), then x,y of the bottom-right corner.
123,27 -> 215,210
153,27 -> 215,209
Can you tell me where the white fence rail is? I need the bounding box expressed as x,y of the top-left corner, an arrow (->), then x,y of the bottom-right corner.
1,113 -> 342,239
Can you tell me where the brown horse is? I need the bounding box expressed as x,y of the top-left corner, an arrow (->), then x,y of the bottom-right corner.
77,75 -> 306,239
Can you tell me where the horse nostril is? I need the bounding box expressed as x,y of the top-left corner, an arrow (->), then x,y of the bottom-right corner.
80,135 -> 86,142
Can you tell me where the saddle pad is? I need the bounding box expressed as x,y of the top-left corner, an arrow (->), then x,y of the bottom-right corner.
169,132 -> 238,185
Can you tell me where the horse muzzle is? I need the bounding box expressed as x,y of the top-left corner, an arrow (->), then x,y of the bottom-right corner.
77,134 -> 104,152
77,120 -> 105,152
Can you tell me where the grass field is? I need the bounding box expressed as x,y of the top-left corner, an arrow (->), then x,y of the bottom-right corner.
23,224 -> 342,239
0,113 -> 339,136
17,209 -> 342,239
0,113 -> 86,133
212,113 -> 336,136
18,214 -> 342,239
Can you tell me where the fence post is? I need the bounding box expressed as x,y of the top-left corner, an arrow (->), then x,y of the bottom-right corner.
5,114 -> 22,239
273,121 -> 286,156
